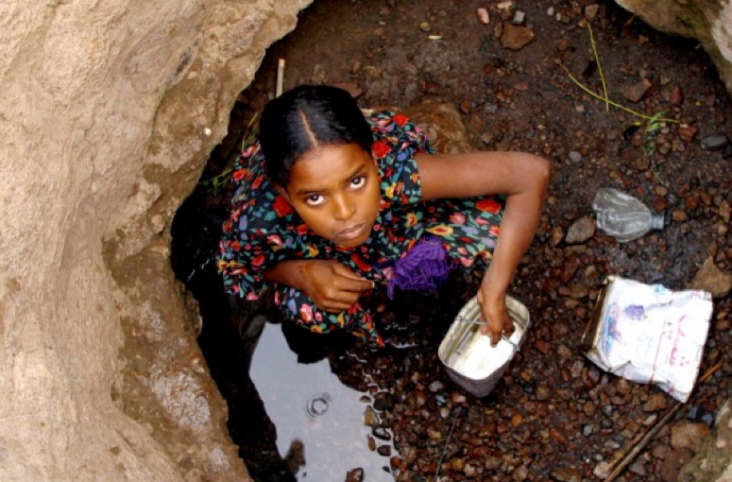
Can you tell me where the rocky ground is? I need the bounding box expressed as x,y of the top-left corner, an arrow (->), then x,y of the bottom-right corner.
171,0 -> 732,481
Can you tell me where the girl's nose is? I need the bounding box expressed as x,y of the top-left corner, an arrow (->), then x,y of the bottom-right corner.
332,195 -> 356,220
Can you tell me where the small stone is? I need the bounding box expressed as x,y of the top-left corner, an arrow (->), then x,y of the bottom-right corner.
550,226 -> 564,246
459,100 -> 472,115
419,22 -> 431,32
547,7 -> 555,16
678,125 -> 698,143
670,422 -> 711,452
672,209 -> 688,222
568,151 -> 582,163
550,466 -> 583,482
513,465 -> 529,481
497,1 -> 514,12
661,448 -> 693,482
690,257 -> 732,298
501,24 -> 535,50
363,407 -> 379,427
513,10 -> 526,25
621,78 -> 653,103
477,7 -> 490,25
629,457 -> 647,476
643,393 -> 668,412
372,427 -> 392,441
701,413 -> 715,427
429,380 -> 445,393
583,424 -> 594,437
669,86 -> 684,106
377,445 -> 391,456
565,216 -> 596,244
700,134 -> 730,151
584,5 -> 599,21
537,385 -> 551,401
345,468 -> 364,482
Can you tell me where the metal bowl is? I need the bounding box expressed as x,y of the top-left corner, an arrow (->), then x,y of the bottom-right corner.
438,295 -> 530,397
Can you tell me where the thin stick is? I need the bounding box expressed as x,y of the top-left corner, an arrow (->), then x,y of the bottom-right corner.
602,363 -> 723,481
276,58 -> 285,97
587,22 -> 610,112
434,406 -> 462,481
560,63 -> 677,123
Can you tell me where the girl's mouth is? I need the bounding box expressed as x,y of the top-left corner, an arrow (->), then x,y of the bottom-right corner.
337,223 -> 366,240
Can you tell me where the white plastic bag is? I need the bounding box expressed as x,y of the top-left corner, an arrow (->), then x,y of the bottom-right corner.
582,276 -> 713,402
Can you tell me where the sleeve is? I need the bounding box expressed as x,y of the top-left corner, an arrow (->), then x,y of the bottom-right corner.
217,145 -> 295,300
367,110 -> 434,210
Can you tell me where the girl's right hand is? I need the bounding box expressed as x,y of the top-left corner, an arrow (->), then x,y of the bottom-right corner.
297,260 -> 374,313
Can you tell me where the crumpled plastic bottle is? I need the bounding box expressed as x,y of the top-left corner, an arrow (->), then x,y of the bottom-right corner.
592,187 -> 665,243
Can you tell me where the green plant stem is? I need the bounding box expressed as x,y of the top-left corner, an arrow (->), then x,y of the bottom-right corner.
587,22 -> 609,112
560,63 -> 678,123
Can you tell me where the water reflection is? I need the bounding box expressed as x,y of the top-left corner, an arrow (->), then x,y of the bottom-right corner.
250,321 -> 396,481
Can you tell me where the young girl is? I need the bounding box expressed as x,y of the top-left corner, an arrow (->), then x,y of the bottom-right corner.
218,85 -> 550,347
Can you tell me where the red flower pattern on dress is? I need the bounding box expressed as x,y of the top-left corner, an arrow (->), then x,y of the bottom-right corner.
273,196 -> 293,217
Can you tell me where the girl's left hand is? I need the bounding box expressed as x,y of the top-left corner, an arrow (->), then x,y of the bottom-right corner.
476,279 -> 515,346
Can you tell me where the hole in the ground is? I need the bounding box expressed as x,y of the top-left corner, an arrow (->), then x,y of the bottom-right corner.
172,1 -> 732,481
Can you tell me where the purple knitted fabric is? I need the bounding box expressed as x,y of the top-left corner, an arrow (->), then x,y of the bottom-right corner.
386,236 -> 453,299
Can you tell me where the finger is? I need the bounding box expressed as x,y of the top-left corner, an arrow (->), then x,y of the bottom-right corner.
503,316 -> 516,336
489,327 -> 501,347
332,264 -> 375,289
336,277 -> 375,293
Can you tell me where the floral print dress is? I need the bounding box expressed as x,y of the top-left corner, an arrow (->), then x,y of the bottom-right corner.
218,109 -> 505,346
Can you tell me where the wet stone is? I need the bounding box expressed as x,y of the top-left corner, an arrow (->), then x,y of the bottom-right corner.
550,226 -> 565,246
690,257 -> 732,298
660,448 -> 694,482
345,468 -> 365,482
373,427 -> 392,441
364,407 -> 379,427
700,134 -> 730,151
428,381 -> 445,393
621,78 -> 653,103
550,466 -> 583,482
629,457 -> 647,476
568,151 -> 582,163
643,393 -> 668,412
701,413 -> 715,427
670,422 -> 711,452
373,393 -> 396,411
501,24 -> 535,50
565,216 -> 595,244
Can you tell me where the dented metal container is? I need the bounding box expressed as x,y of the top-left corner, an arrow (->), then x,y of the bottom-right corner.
438,295 -> 530,397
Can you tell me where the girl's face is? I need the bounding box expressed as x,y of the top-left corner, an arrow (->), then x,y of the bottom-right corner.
281,143 -> 380,248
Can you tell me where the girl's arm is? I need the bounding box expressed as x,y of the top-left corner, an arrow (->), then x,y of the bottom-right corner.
415,151 -> 551,345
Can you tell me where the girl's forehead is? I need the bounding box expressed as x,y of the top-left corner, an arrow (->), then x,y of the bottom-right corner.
288,143 -> 374,191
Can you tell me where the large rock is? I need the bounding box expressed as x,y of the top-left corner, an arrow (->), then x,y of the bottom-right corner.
615,0 -> 732,98
0,1 -> 311,481
678,400 -> 732,482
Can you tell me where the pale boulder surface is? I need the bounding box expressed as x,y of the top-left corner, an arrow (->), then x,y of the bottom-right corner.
0,1 -> 311,481
615,0 -> 732,97
612,4 -> 732,480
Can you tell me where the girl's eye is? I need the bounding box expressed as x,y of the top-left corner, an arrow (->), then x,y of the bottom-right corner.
305,194 -> 324,206
350,176 -> 365,189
